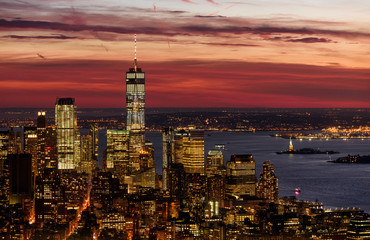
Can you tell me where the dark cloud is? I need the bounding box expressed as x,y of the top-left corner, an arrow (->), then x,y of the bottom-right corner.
1,18 -> 370,41
182,24 -> 370,39
0,19 -> 173,37
37,53 -> 46,59
200,42 -> 260,47
4,34 -> 77,39
288,37 -> 333,43
194,15 -> 225,18
0,18 -> 130,34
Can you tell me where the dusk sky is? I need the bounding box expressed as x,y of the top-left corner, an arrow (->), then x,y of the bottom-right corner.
1,0 -> 370,108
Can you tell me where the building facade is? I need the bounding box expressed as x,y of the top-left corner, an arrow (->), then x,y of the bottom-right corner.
106,129 -> 130,184
256,161 -> 279,202
55,98 -> 77,170
226,154 -> 257,197
182,130 -> 205,174
126,51 -> 145,172
36,111 -> 46,174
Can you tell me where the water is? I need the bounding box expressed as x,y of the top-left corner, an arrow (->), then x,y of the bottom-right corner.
145,131 -> 370,213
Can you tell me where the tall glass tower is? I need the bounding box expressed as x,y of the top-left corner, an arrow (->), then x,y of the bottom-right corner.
126,35 -> 145,171
55,98 -> 77,170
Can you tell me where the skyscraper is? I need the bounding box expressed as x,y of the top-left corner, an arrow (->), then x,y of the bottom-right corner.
0,131 -> 10,205
226,154 -> 257,197
89,123 -> 99,169
45,126 -> 57,169
80,135 -> 93,174
24,126 -> 38,175
126,35 -> 145,171
162,128 -> 175,190
256,161 -> 279,202
205,149 -> 224,177
8,153 -> 32,205
162,129 -> 205,178
55,98 -> 77,170
36,111 -> 46,173
182,130 -> 205,174
106,129 -> 130,184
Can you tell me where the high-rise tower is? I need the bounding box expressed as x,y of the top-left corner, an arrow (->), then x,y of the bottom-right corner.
126,34 -> 145,171
89,123 -> 99,169
162,128 -> 175,190
106,129 -> 130,184
183,130 -> 205,174
37,111 -> 46,173
226,154 -> 257,197
55,98 -> 77,170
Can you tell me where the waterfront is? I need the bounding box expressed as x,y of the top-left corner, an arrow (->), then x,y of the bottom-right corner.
146,131 -> 370,213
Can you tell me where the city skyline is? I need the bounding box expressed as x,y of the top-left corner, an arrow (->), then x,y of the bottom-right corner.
1,0 -> 370,108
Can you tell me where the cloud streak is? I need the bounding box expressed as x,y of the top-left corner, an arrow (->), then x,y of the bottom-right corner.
3,34 -> 77,39
288,37 -> 333,43
206,0 -> 220,5
182,0 -> 197,4
1,18 -> 370,41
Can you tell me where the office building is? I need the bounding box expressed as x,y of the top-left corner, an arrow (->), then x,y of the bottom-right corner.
173,130 -> 189,165
35,168 -> 62,224
256,161 -> 279,202
0,131 -> 9,177
0,131 -> 10,205
74,129 -> 81,171
139,142 -> 155,170
206,173 -> 226,213
45,126 -> 57,169
182,130 -> 205,174
347,214 -> 370,239
55,98 -> 77,170
226,154 -> 257,197
162,128 -> 174,190
8,128 -> 22,154
80,135 -> 93,174
106,129 -> 130,184
24,126 -> 38,175
37,111 -> 46,173
8,153 -> 33,212
205,149 -> 224,177
162,129 -> 205,189
168,163 -> 186,201
126,35 -> 145,171
90,171 -> 120,208
89,123 -> 99,170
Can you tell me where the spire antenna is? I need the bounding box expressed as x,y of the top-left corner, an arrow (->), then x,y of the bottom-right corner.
134,33 -> 137,72
134,33 -> 137,60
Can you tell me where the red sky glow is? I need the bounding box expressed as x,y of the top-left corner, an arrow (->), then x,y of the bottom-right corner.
1,0 -> 369,108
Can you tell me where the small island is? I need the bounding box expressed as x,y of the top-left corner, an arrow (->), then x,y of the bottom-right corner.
276,138 -> 339,155
330,155 -> 370,164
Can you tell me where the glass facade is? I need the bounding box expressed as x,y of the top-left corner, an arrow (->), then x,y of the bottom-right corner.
126,64 -> 146,173
106,129 -> 130,184
126,71 -> 145,133
55,98 -> 77,170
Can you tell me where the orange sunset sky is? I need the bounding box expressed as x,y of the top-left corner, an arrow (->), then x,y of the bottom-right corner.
1,0 -> 370,108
